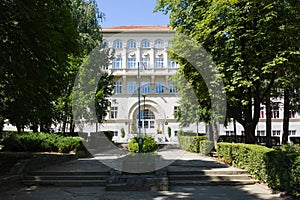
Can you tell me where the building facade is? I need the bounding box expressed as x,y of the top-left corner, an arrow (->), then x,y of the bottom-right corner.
99,26 -> 300,144
100,26 -> 187,143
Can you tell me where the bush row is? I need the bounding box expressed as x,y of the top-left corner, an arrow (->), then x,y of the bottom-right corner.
178,135 -> 213,154
1,132 -> 82,153
216,142 -> 300,197
128,136 -> 157,153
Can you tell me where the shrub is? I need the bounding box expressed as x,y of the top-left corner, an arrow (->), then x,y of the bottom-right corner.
199,140 -> 214,155
1,132 -> 82,153
168,127 -> 171,138
128,136 -> 157,153
121,128 -> 125,138
178,135 -> 207,153
216,142 -> 300,197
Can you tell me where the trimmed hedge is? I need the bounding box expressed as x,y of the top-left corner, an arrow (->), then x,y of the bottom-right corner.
1,132 -> 82,153
178,135 -> 207,153
128,136 -> 157,153
216,142 -> 300,197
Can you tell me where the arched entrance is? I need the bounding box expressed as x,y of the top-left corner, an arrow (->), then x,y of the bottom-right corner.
137,109 -> 156,134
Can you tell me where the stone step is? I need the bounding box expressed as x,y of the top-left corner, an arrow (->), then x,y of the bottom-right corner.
167,168 -> 249,176
25,175 -> 108,181
28,171 -> 109,176
169,179 -> 258,187
23,179 -> 107,187
169,174 -> 253,181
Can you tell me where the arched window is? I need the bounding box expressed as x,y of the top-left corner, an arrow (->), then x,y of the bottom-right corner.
127,40 -> 136,48
141,40 -> 150,48
103,40 -> 108,48
113,40 -> 122,48
137,109 -> 155,120
154,39 -> 164,48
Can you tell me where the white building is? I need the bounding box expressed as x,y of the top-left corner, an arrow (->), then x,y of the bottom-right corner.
99,26 -> 300,144
100,26 -> 185,143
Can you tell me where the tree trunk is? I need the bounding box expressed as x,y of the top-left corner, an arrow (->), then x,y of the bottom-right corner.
282,89 -> 290,144
211,120 -> 219,147
233,118 -> 237,143
266,96 -> 272,148
244,123 -> 256,144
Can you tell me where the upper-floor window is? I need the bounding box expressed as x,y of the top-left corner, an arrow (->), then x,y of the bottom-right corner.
141,40 -> 150,48
113,82 -> 122,94
127,58 -> 136,69
272,108 -> 280,118
174,106 -> 179,118
260,107 -> 265,118
169,82 -> 177,94
142,82 -> 151,94
113,40 -> 122,48
127,82 -> 136,94
290,111 -> 296,118
127,40 -> 136,48
113,58 -> 122,69
155,39 -> 164,48
168,59 -> 178,68
103,40 -> 108,48
155,58 -> 164,68
155,82 -> 165,94
141,58 -> 150,69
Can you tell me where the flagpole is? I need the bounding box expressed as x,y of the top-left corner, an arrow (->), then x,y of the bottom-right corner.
137,62 -> 141,137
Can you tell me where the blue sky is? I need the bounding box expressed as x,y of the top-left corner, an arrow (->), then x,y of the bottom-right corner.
96,0 -> 170,28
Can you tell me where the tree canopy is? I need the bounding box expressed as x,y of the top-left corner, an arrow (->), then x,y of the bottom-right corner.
156,0 -> 300,143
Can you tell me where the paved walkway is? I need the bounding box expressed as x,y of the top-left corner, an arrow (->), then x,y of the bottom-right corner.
0,148 -> 291,200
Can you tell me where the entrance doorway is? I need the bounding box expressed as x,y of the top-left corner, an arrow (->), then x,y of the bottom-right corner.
137,109 -> 155,134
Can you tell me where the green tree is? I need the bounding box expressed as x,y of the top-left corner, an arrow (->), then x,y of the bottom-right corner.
0,0 -> 81,133
156,0 -> 300,144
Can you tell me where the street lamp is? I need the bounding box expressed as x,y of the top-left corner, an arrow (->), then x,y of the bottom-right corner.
142,94 -> 147,135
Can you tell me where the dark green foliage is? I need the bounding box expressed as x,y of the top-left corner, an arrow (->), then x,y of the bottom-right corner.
1,132 -> 82,153
199,140 -> 214,155
168,127 -> 171,138
178,135 -> 207,153
128,136 -> 157,153
121,128 -> 125,138
216,142 -> 300,197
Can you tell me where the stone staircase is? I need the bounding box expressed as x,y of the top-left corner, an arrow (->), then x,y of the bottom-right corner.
23,159 -> 110,187
167,160 -> 258,187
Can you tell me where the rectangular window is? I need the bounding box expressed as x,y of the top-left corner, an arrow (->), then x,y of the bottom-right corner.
272,108 -> 280,118
174,106 -> 179,118
142,82 -> 150,94
272,130 -> 281,136
144,121 -> 149,128
174,131 -> 178,136
127,58 -> 136,69
260,107 -> 265,118
141,58 -> 150,69
169,82 -> 177,94
113,58 -> 122,69
155,82 -> 164,94
290,111 -> 296,118
113,82 -> 122,94
289,130 -> 296,135
113,131 -> 118,137
150,121 -> 155,128
127,82 -> 136,94
226,131 -> 235,136
155,58 -> 164,68
138,120 -> 142,128
168,59 -> 178,68
257,130 -> 265,136
110,107 -> 118,119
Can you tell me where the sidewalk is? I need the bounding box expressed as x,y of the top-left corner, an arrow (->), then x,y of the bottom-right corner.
0,149 -> 290,200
